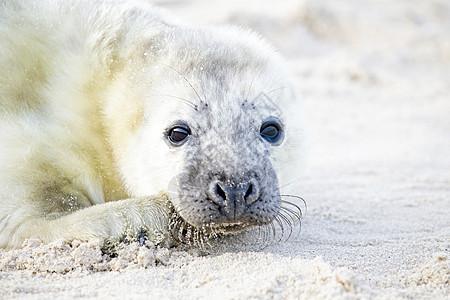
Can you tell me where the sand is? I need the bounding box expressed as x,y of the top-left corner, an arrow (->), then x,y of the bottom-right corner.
1,0 -> 449,299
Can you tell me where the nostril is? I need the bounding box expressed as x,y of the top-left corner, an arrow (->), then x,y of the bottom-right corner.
216,183 -> 227,201
208,180 -> 228,205
244,183 -> 253,201
244,179 -> 260,205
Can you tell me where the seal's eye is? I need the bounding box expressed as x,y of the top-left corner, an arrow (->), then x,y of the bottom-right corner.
260,119 -> 283,145
167,125 -> 191,146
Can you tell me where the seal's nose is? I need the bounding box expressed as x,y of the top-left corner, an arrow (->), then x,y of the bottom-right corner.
208,179 -> 260,221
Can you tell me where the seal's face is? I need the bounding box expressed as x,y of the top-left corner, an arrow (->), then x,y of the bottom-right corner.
166,98 -> 284,231
158,60 -> 294,234
121,27 -> 302,237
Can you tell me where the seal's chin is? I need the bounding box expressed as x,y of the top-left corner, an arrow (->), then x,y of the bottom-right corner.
209,222 -> 255,234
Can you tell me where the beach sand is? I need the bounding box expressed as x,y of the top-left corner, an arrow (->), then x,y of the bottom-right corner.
1,0 -> 449,298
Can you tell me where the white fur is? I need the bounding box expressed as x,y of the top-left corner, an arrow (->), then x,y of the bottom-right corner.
0,0 -> 302,248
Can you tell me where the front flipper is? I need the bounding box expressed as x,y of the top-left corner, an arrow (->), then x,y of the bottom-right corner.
7,195 -> 174,249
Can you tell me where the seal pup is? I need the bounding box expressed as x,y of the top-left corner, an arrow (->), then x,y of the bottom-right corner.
0,0 -> 303,249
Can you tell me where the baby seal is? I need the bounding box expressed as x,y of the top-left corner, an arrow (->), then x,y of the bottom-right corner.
0,0 -> 303,249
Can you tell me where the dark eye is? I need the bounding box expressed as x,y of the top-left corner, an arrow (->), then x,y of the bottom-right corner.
167,125 -> 191,146
260,119 -> 283,145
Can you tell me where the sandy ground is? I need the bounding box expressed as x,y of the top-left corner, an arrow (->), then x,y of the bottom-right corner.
1,0 -> 449,299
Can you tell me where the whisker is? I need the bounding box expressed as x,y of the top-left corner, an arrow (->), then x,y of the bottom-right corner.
279,212 -> 301,240
279,212 -> 294,240
269,221 -> 277,243
259,224 -> 271,250
264,86 -> 289,98
173,206 -> 189,215
272,216 -> 285,244
252,86 -> 287,107
279,197 -> 305,241
263,223 -> 270,245
276,181 -> 298,192
257,224 -> 264,243
252,86 -> 292,120
252,91 -> 266,107
279,209 -> 298,231
245,69 -> 258,101
281,196 -> 307,214
151,93 -> 197,110
280,206 -> 302,223
160,63 -> 204,104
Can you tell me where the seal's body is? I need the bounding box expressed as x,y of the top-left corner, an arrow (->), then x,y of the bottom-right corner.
0,0 -> 302,249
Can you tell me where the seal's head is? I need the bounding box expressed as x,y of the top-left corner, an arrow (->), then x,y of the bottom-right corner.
115,26 -> 303,241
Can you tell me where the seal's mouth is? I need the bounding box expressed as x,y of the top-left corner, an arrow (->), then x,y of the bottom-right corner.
167,194 -> 306,248
168,209 -> 257,245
